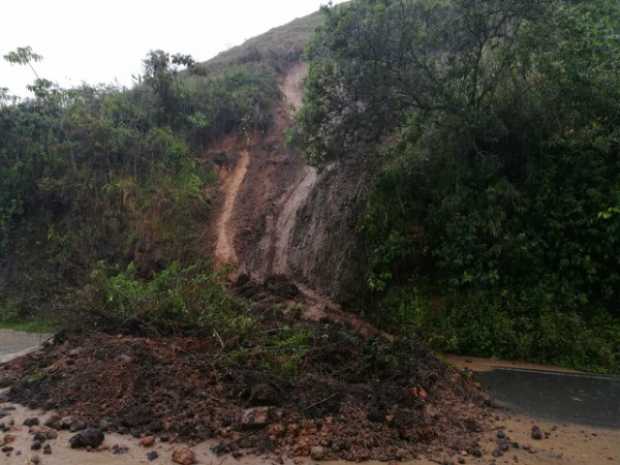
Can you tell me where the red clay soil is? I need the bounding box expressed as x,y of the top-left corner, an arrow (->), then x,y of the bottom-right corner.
2,294 -> 493,462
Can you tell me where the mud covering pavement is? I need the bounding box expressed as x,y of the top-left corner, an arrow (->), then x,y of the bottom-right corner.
0,330 -> 51,364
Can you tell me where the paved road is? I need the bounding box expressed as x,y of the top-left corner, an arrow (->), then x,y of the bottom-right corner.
477,368 -> 620,429
0,329 -> 51,363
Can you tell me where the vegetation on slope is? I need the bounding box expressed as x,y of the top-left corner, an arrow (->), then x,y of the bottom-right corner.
0,47 -> 281,326
298,0 -> 620,372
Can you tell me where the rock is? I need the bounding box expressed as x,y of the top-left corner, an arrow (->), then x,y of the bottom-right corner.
140,436 -> 155,448
250,383 -> 279,405
43,444 -> 52,455
311,446 -> 326,461
2,434 -> 16,446
31,454 -> 41,464
531,426 -> 544,440
31,426 -> 57,442
492,448 -> 504,458
68,348 -> 83,357
69,428 -> 105,449
59,416 -> 74,430
98,418 -> 114,431
463,418 -> 481,433
69,420 -> 86,432
31,441 -> 42,451
111,444 -> 129,455
32,432 -> 47,443
23,418 -> 40,427
458,459 -> 466,464
172,447 -> 196,465
44,415 -> 62,430
0,375 -> 16,389
497,431 -> 506,439
146,450 -> 159,461
240,407 -> 271,429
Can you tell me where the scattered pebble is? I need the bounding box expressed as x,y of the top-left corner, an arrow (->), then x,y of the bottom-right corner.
172,447 -> 196,465
69,428 -> 105,449
531,425 -> 544,440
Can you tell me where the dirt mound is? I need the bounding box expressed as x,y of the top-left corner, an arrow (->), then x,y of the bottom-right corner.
3,309 -> 492,461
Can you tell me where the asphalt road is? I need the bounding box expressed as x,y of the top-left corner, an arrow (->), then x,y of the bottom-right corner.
477,368 -> 620,429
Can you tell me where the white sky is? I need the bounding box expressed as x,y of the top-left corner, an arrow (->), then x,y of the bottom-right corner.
1,0 -> 342,97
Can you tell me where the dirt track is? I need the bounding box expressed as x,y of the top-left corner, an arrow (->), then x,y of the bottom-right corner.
215,150 -> 250,266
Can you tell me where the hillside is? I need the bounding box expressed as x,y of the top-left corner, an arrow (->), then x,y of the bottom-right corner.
1,1 -> 620,464
198,11 -> 324,74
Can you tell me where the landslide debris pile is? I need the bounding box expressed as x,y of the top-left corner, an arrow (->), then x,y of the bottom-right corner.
2,294 -> 491,462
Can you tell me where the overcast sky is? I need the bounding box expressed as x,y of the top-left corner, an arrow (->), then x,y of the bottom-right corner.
1,0 -> 341,97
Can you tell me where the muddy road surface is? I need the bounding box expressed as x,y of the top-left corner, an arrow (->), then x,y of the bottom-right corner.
0,330 -> 51,364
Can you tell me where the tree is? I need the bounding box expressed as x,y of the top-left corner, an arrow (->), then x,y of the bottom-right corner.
4,46 -> 43,79
142,50 -> 194,126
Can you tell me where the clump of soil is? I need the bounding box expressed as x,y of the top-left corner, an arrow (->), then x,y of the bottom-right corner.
2,300 -> 491,462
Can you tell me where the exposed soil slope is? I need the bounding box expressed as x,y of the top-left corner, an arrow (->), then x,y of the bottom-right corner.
211,62 -> 368,297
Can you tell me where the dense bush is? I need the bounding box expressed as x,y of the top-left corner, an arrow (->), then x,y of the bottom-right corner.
0,49 -> 280,321
67,262 -> 253,337
300,0 -> 620,371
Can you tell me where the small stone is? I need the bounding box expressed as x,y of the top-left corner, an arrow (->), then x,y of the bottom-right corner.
44,415 -> 62,430
531,426 -> 544,440
2,434 -> 16,445
492,448 -> 504,458
497,431 -> 506,439
99,418 -> 114,431
458,459 -> 466,464
111,444 -> 129,455
140,436 -> 155,448
311,446 -> 326,461
240,407 -> 271,429
24,418 -> 40,427
31,427 -> 58,440
146,450 -> 159,461
69,420 -> 86,432
31,455 -> 41,464
31,441 -> 42,451
59,417 -> 73,430
43,444 -> 52,455
172,447 -> 196,465
32,432 -> 47,443
69,428 -> 105,449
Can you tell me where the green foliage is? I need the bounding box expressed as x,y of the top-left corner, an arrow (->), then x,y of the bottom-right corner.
375,287 -> 620,373
74,262 -> 253,337
0,45 -> 276,320
302,0 -> 620,371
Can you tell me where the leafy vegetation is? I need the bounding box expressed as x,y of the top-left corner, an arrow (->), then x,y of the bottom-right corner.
299,0 -> 620,372
0,46 -> 281,324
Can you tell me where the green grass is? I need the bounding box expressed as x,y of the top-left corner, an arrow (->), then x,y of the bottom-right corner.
197,11 -> 324,75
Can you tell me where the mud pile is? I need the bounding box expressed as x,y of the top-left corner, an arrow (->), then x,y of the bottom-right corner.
2,300 -> 491,462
